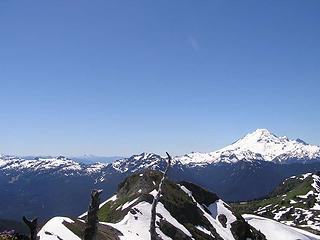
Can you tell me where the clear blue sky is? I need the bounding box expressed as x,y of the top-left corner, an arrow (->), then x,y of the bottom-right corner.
1,0 -> 319,156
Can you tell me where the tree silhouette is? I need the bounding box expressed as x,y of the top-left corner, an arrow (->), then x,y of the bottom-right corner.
84,189 -> 103,240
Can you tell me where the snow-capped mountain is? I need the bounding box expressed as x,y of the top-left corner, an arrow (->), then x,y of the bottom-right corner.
111,153 -> 168,173
175,129 -> 320,165
0,153 -> 168,177
0,155 -> 82,173
0,155 -> 111,175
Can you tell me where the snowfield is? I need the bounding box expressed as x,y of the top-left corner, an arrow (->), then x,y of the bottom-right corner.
38,217 -> 81,240
243,214 -> 320,240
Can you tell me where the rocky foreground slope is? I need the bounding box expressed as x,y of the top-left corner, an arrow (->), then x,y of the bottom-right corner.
36,170 -> 319,240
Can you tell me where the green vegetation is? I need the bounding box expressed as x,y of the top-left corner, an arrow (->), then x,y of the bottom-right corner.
63,219 -> 83,238
98,193 -> 138,223
231,175 -> 315,215
161,180 -> 201,224
230,173 -> 320,235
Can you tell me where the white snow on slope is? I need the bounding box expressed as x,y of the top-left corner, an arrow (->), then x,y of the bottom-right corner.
38,217 -> 81,240
208,199 -> 237,230
179,184 -> 236,240
101,201 -> 192,240
243,214 -> 320,240
200,202 -> 235,240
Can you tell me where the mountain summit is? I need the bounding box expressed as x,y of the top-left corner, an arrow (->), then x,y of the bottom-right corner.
176,129 -> 320,165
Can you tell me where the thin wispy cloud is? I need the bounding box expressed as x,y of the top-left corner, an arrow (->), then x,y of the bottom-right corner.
187,35 -> 200,51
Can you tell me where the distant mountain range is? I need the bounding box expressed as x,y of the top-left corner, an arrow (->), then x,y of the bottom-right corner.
1,129 -> 320,221
17,154 -> 123,164
2,128 -> 320,173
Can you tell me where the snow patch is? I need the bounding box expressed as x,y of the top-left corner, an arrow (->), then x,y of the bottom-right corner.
38,217 -> 80,240
243,214 -> 320,240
